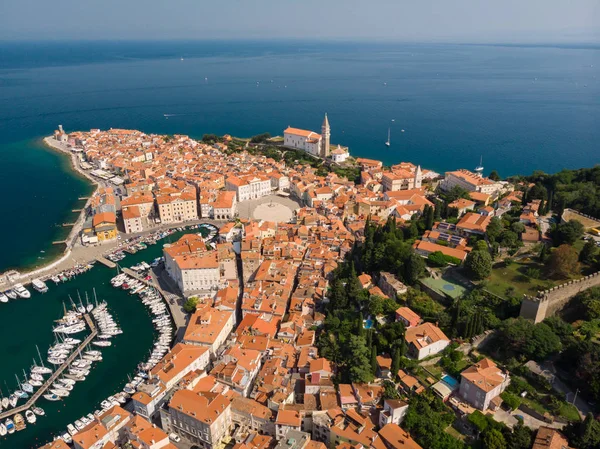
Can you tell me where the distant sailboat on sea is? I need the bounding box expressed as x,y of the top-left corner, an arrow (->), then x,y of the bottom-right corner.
385,127 -> 391,147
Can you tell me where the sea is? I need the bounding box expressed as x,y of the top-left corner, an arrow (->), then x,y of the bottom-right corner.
0,40 -> 599,447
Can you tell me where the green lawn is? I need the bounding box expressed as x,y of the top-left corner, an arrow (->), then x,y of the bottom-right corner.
486,261 -> 557,299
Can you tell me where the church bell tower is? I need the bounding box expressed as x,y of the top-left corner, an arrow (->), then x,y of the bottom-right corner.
321,113 -> 330,158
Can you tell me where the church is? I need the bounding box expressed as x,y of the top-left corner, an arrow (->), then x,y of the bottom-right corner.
283,114 -> 331,158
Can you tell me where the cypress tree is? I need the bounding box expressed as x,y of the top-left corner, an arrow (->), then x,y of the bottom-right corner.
370,345 -> 378,375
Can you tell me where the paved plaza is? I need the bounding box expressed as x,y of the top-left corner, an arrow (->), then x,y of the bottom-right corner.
237,194 -> 300,222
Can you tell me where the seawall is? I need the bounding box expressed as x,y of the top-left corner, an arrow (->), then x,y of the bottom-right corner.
520,271 -> 600,323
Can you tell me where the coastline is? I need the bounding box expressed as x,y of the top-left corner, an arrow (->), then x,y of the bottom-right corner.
0,137 -> 100,285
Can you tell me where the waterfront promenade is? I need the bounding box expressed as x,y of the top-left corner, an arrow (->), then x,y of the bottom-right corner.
0,314 -> 97,421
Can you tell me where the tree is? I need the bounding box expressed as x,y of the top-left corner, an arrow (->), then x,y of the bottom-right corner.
486,217 -> 504,243
424,205 -> 435,230
579,241 -> 597,264
370,345 -> 378,375
464,250 -> 493,280
498,318 -> 562,360
391,347 -> 401,376
504,422 -> 533,449
552,220 -> 584,246
489,170 -> 501,181
565,413 -> 600,449
382,380 -> 400,399
483,429 -> 507,449
347,336 -> 374,383
403,253 -> 426,285
511,222 -> 526,234
183,296 -> 199,313
547,244 -> 579,279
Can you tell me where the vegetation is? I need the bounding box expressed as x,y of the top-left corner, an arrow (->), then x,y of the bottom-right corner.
464,249 -> 493,280
546,244 -> 580,279
403,394 -> 465,449
183,296 -> 199,313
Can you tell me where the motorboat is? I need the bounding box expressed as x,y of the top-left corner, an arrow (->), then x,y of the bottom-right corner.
1,397 -> 9,409
25,410 -> 36,424
13,284 -> 31,299
62,432 -> 73,443
49,388 -> 70,398
32,406 -> 45,416
14,413 -> 25,431
0,292 -> 8,303
32,279 -> 48,293
67,423 -> 77,435
5,290 -> 17,300
93,340 -> 111,347
74,420 -> 85,431
5,419 -> 15,434
44,393 -> 61,401
51,275 -> 61,284
0,423 -> 6,436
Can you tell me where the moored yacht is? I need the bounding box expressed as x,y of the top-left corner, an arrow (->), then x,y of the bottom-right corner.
5,418 -> 15,434
13,284 -> 31,299
25,410 -> 36,424
0,292 -> 8,303
32,279 -> 48,293
5,290 -> 17,300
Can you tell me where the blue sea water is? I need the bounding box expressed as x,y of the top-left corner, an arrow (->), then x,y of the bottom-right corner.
0,40 -> 599,272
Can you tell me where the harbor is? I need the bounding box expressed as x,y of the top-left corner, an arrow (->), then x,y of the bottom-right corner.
0,227 -> 200,448
0,314 -> 97,421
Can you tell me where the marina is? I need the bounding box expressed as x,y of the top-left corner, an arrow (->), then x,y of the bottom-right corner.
0,227 -> 200,448
0,314 -> 97,421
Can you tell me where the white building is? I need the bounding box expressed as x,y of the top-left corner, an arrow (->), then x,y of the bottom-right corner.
404,322 -> 450,360
459,358 -> 510,411
283,114 -> 331,158
440,169 -> 503,197
226,175 -> 272,202
330,145 -> 350,163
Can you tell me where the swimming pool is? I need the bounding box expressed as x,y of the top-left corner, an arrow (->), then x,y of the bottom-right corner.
364,319 -> 374,329
442,374 -> 459,389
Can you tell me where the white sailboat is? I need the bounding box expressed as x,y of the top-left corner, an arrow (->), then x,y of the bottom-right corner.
385,127 -> 391,147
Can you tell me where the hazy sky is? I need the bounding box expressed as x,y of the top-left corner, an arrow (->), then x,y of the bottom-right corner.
1,0 -> 598,42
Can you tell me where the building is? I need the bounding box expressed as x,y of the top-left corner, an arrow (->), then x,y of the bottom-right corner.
132,343 -> 211,419
412,239 -> 470,263
164,234 -> 222,295
382,166 -> 422,192
161,390 -> 232,449
440,169 -> 503,197
458,358 -> 510,411
226,175 -> 272,202
213,190 -> 238,220
156,185 -> 198,224
378,423 -> 422,449
532,427 -> 573,449
330,145 -> 349,163
455,212 -> 491,235
183,307 -> 235,356
378,272 -> 408,298
92,212 -> 117,241
404,322 -> 450,360
122,206 -> 143,234
275,410 -> 302,440
378,399 -> 409,428
72,406 -> 132,449
395,307 -> 421,328
283,114 -> 331,158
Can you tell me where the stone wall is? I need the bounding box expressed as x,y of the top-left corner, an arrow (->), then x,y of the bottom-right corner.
519,272 -> 600,323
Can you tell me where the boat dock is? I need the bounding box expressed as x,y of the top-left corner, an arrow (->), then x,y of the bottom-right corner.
96,257 -> 116,269
0,314 -> 97,420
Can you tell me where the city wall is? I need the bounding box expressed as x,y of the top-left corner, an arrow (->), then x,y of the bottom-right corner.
519,271 -> 600,323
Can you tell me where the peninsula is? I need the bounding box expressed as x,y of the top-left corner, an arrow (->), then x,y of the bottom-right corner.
2,123 -> 600,449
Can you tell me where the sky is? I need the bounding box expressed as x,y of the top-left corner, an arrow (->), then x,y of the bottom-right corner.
0,0 -> 599,42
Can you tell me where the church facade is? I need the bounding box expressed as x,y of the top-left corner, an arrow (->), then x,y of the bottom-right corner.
283,114 -> 331,158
